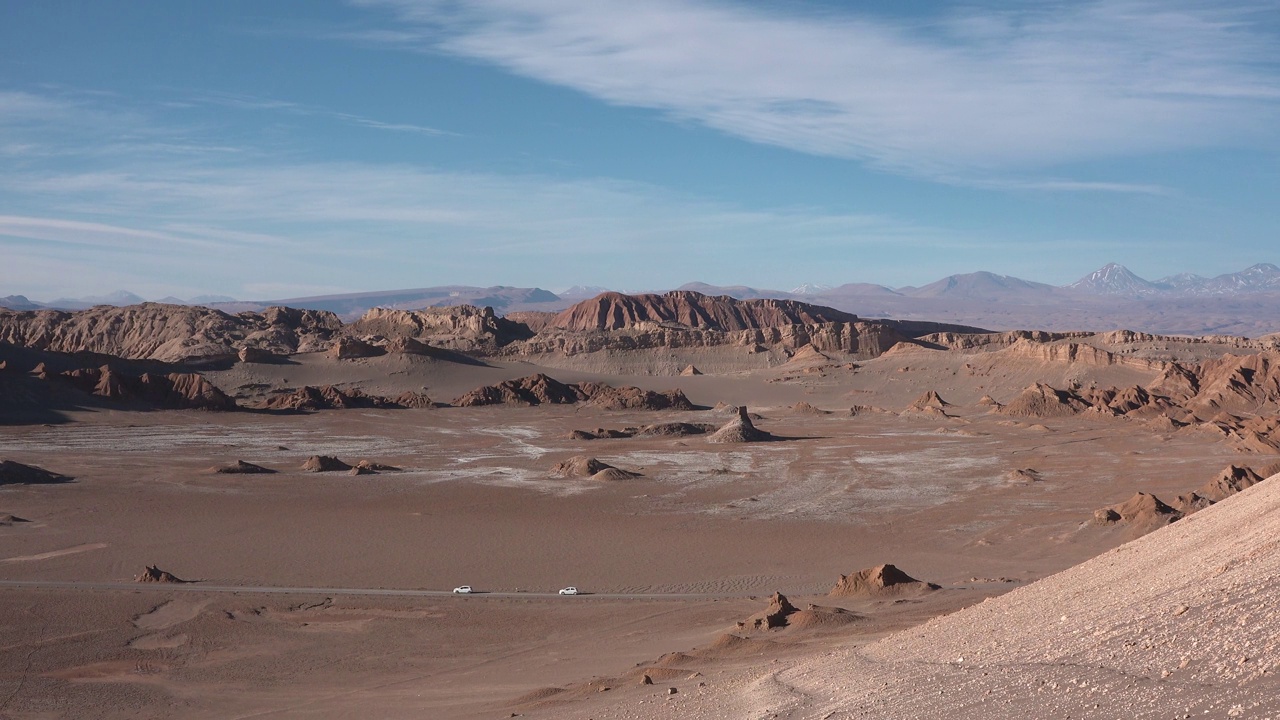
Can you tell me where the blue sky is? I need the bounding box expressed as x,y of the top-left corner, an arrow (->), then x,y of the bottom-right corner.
2,0 -> 1279,300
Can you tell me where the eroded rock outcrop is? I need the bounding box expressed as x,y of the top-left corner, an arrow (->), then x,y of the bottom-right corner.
0,303 -> 340,363
549,456 -> 642,481
0,460 -> 71,486
578,384 -> 694,411
454,374 -> 587,407
346,305 -> 532,354
301,455 -> 352,472
507,320 -> 909,359
708,407 -> 774,443
136,565 -> 187,583
453,374 -> 691,410
211,460 -> 276,474
328,337 -> 385,360
743,592 -> 798,630
1181,352 -> 1280,415
260,385 -> 393,411
828,564 -> 939,598
1093,492 -> 1183,530
998,383 -> 1091,418
55,365 -> 236,410
1198,465 -> 1267,502
569,422 -> 717,440
550,291 -> 857,333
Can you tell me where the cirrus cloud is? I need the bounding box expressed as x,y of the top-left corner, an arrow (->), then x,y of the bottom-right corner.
351,0 -> 1280,182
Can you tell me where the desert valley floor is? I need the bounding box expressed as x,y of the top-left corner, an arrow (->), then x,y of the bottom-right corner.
3,295 -> 1280,718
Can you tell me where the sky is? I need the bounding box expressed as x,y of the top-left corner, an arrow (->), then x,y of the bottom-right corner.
2,0 -> 1279,301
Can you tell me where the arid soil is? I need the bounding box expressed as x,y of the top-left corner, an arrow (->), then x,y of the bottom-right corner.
3,295 -> 1279,718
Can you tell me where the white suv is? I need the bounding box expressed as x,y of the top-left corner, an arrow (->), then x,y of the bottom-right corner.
452,585 -> 473,594
558,586 -> 579,595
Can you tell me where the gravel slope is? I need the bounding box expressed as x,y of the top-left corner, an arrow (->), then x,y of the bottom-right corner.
613,473 -> 1280,719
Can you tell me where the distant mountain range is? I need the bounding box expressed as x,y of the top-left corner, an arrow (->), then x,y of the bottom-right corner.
1068,263 -> 1280,297
679,264 -> 1280,302
1,286 -> 563,319
4,263 -> 1280,335
0,291 -> 239,312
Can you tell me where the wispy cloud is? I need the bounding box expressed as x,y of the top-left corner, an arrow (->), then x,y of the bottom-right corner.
0,155 -> 963,298
352,0 -> 1280,183
188,90 -> 457,136
0,88 -> 240,161
0,215 -> 219,251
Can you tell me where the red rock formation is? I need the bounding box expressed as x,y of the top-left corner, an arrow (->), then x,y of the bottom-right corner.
211,460 -> 275,474
1198,465 -> 1267,502
828,564 -> 939,598
743,592 -> 798,630
148,372 -> 238,410
346,305 -> 531,353
503,311 -> 557,334
578,384 -> 693,411
259,385 -> 401,411
327,337 -> 385,359
1182,352 -> 1280,414
997,383 -> 1092,418
392,391 -> 435,409
0,303 -> 340,363
136,565 -> 186,583
301,455 -> 352,472
916,330 -> 1086,351
507,320 -> 906,359
1092,492 -> 1183,532
549,456 -> 641,480
909,390 -> 950,410
0,460 -> 71,485
453,374 -> 587,407
708,406 -> 774,443
453,374 -> 692,409
549,291 -> 857,333
55,365 -> 235,410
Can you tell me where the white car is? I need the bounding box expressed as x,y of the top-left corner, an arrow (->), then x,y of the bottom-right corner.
558,586 -> 579,596
452,585 -> 473,594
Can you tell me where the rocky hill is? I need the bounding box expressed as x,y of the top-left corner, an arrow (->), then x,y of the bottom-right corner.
508,320 -> 910,359
0,303 -> 341,364
549,291 -> 858,333
344,305 -> 532,353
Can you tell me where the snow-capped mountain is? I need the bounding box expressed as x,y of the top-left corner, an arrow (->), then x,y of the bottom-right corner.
557,285 -> 611,299
1171,263 -> 1280,296
1068,263 -> 1163,297
790,283 -> 833,295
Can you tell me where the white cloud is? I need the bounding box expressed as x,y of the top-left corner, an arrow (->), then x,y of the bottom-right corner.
353,0 -> 1280,180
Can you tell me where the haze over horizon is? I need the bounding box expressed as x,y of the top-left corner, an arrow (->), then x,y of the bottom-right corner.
3,1 -> 1279,299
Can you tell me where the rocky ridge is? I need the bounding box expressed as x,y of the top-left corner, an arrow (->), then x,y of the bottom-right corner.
549,291 -> 858,333
453,374 -> 692,410
0,303 -> 341,364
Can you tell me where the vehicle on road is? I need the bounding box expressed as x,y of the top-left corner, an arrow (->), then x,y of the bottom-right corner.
452,585 -> 473,594
558,586 -> 579,595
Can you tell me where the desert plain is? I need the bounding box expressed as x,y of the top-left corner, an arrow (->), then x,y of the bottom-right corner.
3,292 -> 1280,718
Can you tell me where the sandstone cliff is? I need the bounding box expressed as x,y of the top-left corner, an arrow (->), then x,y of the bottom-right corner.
549,291 -> 857,332
346,305 -> 532,353
0,303 -> 340,364
504,321 -> 908,359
